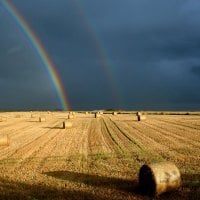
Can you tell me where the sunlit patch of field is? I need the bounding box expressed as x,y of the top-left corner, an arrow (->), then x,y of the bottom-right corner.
0,111 -> 199,199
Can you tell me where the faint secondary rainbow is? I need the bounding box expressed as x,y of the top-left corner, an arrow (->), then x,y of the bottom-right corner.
74,0 -> 122,107
1,0 -> 70,110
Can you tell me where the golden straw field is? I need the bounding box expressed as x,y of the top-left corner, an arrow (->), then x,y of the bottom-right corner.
0,111 -> 199,199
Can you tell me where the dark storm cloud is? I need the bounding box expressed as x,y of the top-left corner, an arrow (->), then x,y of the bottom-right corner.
0,0 -> 200,110
190,65 -> 200,77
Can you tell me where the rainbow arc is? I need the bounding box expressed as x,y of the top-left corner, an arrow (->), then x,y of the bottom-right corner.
1,0 -> 70,110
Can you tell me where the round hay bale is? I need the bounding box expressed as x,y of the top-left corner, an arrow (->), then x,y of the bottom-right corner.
113,112 -> 118,115
39,117 -> 46,122
95,113 -> 101,118
31,114 -> 37,118
68,114 -> 74,119
63,121 -> 72,129
0,135 -> 10,146
136,112 -> 142,116
137,115 -> 146,121
139,162 -> 181,196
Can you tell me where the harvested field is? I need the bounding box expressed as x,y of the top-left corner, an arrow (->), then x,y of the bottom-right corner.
0,112 -> 199,199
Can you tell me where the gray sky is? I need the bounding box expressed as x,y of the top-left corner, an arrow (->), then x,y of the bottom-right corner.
0,0 -> 200,110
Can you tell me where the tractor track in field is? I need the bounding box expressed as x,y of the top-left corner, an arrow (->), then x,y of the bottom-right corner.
0,121 -> 58,158
152,118 -> 200,142
0,119 -> 27,130
0,123 -> 34,137
133,121 -> 182,148
101,118 -> 123,153
142,121 -> 196,148
107,117 -> 143,150
102,117 -> 145,154
11,127 -> 62,172
125,121 -> 189,162
144,120 -> 200,149
142,121 -> 200,158
88,119 -> 112,154
126,121 -> 169,151
157,117 -> 200,131
4,121 -> 61,160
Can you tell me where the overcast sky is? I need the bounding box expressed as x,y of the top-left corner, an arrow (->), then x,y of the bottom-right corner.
0,0 -> 200,110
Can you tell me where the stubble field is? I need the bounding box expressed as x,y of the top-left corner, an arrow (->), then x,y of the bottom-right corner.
0,111 -> 199,200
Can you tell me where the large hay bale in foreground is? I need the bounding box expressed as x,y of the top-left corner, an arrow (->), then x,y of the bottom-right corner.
63,121 -> 72,129
0,135 -> 10,146
39,117 -> 46,122
137,115 -> 146,121
139,162 -> 181,196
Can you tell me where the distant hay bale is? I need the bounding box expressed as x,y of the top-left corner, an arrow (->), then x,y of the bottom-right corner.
39,117 -> 46,122
95,113 -> 101,118
68,114 -> 74,119
85,112 -> 89,115
136,112 -> 142,116
0,135 -> 10,146
139,162 -> 181,196
137,115 -> 146,121
113,112 -> 117,115
99,111 -> 103,115
72,112 -> 75,115
69,112 -> 75,115
63,121 -> 72,129
31,114 -> 37,118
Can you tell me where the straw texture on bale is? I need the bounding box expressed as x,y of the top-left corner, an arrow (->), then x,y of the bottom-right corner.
63,121 -> 72,129
137,115 -> 146,121
139,162 -> 181,196
39,117 -> 46,122
0,135 -> 10,146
